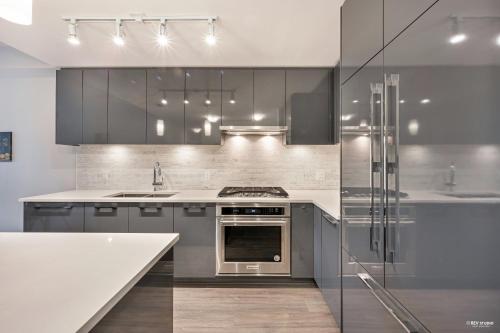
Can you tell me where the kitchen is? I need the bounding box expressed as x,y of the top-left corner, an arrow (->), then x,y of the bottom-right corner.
0,0 -> 499,332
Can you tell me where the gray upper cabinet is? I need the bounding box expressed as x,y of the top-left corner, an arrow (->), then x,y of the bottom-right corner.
341,0 -> 383,84
24,202 -> 84,232
84,203 -> 129,233
253,69 -> 285,126
384,0 -> 437,45
83,69 -> 108,144
173,203 -> 216,278
56,69 -> 82,145
147,68 -> 185,144
286,69 -> 332,144
221,69 -> 254,126
291,203 -> 314,278
185,69 -> 222,144
129,203 -> 174,233
108,69 -> 147,144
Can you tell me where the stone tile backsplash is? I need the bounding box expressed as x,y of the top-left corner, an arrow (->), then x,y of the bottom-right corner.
76,135 -> 340,190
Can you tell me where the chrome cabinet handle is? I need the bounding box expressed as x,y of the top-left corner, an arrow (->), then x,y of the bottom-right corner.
34,204 -> 73,210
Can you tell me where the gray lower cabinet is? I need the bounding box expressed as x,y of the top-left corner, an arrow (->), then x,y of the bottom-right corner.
129,203 -> 174,233
313,205 -> 323,287
291,203 -> 314,278
108,69 -> 147,144
321,211 -> 341,321
24,202 -> 84,232
56,69 -> 82,145
84,203 -> 129,233
173,203 -> 216,278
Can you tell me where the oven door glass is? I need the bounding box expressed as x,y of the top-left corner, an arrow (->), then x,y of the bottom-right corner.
224,225 -> 282,262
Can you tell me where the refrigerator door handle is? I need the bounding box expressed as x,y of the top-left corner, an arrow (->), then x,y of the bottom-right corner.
384,74 -> 401,264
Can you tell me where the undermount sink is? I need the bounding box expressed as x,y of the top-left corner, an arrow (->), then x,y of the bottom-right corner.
440,192 -> 500,199
106,192 -> 177,198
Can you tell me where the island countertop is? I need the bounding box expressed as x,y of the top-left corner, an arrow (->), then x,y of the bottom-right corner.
0,232 -> 179,333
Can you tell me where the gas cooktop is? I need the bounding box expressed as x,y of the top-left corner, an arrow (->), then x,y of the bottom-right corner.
218,187 -> 289,198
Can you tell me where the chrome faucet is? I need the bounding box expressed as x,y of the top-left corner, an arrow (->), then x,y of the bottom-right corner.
152,162 -> 164,191
445,162 -> 456,191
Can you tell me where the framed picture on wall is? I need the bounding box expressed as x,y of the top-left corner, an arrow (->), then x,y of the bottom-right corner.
0,132 -> 12,162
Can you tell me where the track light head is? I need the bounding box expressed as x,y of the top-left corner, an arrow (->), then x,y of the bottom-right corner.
113,19 -> 125,46
205,18 -> 216,46
449,16 -> 467,44
157,18 -> 169,46
67,19 -> 80,46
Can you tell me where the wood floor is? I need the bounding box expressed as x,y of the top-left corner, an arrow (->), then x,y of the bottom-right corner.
173,286 -> 340,333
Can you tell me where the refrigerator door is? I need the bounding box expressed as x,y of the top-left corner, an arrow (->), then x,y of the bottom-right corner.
383,0 -> 500,332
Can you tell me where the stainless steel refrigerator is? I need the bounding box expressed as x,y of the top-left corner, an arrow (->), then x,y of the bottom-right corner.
340,0 -> 500,332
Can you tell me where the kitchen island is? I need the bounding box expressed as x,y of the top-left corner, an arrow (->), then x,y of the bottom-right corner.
0,232 -> 179,333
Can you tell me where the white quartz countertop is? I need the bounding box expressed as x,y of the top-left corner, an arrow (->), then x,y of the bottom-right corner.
0,232 -> 179,333
19,189 -> 341,220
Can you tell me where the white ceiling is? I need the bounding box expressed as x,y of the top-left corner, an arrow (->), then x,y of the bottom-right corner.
0,0 -> 342,68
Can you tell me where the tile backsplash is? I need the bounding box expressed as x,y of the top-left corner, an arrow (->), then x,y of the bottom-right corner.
77,135 -> 340,190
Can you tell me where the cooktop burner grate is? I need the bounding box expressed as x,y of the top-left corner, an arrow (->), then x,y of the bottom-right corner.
218,187 -> 289,198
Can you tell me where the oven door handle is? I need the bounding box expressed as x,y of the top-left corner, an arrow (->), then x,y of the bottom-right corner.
217,218 -> 289,225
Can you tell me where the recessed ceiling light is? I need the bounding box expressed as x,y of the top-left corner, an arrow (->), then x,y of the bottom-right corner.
420,98 -> 431,104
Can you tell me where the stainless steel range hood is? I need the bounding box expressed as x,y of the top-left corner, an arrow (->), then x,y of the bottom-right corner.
220,126 -> 288,136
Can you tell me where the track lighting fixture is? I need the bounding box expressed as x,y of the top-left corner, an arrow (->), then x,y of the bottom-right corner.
63,15 -> 217,47
113,19 -> 125,46
157,18 -> 169,46
205,18 -> 216,46
67,19 -> 80,46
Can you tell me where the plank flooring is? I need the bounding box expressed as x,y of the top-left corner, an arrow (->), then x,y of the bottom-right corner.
173,286 -> 340,333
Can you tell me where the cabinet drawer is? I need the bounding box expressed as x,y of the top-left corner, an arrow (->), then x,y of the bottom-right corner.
84,203 -> 129,233
24,202 -> 84,232
129,203 -> 174,233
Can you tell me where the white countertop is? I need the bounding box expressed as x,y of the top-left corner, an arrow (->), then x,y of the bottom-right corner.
0,232 -> 179,333
19,189 -> 341,220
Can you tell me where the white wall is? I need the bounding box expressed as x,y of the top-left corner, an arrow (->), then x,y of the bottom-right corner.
0,46 -> 76,231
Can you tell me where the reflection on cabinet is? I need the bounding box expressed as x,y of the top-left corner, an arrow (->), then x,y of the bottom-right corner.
56,69 -> 82,145
286,69 -> 333,144
24,203 -> 84,232
185,69 -> 222,144
147,68 -> 185,144
129,203 -> 174,233
173,203 -> 216,278
254,69 -> 285,126
108,69 -> 147,144
221,69 -> 254,126
83,69 -> 108,144
291,203 -> 314,278
341,0 -> 383,83
84,203 -> 129,233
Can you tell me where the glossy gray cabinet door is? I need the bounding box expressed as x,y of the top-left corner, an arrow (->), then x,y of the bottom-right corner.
83,69 -> 108,144
108,69 -> 147,144
291,203 -> 314,278
384,0 -> 437,45
24,202 -> 84,232
56,69 -> 82,145
84,203 -> 129,233
147,68 -> 185,144
173,203 -> 216,278
129,203 -> 173,233
341,0 -> 383,84
321,213 -> 341,323
254,69 -> 285,126
185,69 -> 222,144
286,69 -> 332,144
221,69 -> 253,126
313,206 -> 322,288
